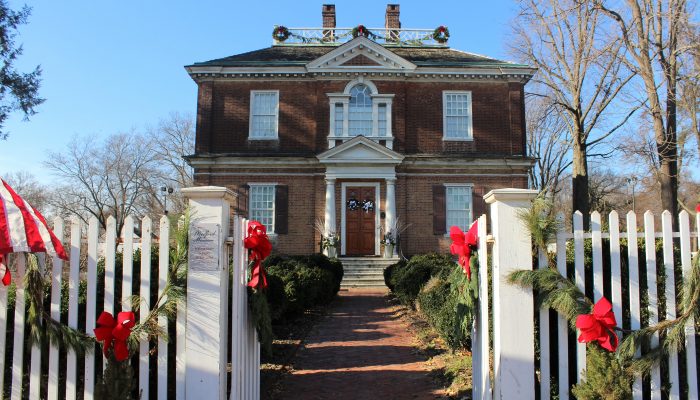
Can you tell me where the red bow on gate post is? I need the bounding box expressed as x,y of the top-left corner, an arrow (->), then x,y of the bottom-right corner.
94,311 -> 136,361
575,297 -> 619,352
450,220 -> 479,279
244,221 -> 273,290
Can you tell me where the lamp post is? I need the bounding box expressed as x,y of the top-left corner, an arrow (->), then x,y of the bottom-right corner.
626,177 -> 638,214
161,186 -> 174,215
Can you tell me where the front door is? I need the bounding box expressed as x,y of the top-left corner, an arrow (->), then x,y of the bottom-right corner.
345,186 -> 376,256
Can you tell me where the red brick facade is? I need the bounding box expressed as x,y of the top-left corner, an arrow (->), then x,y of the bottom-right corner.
188,35 -> 533,256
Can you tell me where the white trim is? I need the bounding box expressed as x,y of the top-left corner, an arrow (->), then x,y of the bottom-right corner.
340,182 -> 381,256
248,183 -> 276,233
248,90 -> 280,140
306,36 -> 417,72
442,91 -> 473,141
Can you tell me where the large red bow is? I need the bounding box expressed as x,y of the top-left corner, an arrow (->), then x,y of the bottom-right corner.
450,220 -> 478,279
575,297 -> 619,352
94,311 -> 136,361
244,221 -> 272,289
0,254 -> 10,286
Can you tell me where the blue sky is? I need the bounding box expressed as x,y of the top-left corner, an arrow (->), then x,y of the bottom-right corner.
0,0 -> 518,183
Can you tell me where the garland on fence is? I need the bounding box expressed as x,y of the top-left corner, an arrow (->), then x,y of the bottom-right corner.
25,254 -> 96,353
244,220 -> 274,355
507,199 -> 700,399
449,221 -> 479,331
95,211 -> 190,399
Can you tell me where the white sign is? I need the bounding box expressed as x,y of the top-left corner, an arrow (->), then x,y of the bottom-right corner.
189,223 -> 220,271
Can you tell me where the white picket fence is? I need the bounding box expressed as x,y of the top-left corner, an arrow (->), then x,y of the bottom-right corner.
472,201 -> 700,400
0,212 -> 261,400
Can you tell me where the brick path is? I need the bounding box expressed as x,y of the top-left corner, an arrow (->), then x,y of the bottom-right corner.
273,289 -> 442,400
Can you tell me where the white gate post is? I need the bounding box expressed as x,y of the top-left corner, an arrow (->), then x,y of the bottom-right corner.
182,186 -> 237,400
484,188 -> 538,400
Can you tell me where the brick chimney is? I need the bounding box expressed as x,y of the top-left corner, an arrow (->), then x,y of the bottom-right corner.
322,4 -> 336,29
385,4 -> 401,30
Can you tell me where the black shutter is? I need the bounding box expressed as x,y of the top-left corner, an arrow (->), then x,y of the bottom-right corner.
275,185 -> 289,234
472,187 -> 485,221
433,185 -> 446,235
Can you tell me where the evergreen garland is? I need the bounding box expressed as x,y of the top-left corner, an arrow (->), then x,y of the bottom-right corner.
95,351 -> 137,400
248,287 -> 273,355
508,199 -> 700,398
24,254 -> 95,353
450,254 -> 479,333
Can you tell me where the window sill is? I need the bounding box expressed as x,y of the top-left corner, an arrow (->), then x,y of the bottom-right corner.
442,137 -> 474,142
247,137 -> 279,141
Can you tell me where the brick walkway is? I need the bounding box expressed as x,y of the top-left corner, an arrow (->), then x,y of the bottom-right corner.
273,289 -> 442,400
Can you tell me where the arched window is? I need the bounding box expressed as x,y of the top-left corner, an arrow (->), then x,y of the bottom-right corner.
348,84 -> 373,136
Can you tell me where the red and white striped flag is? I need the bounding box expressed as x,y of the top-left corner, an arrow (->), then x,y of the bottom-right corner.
0,178 -> 68,285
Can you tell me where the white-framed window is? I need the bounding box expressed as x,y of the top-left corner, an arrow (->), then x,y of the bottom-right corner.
249,184 -> 275,232
442,91 -> 473,140
445,184 -> 472,232
249,91 -> 279,139
327,79 -> 394,147
348,84 -> 373,136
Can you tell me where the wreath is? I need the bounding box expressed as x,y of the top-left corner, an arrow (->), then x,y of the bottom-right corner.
347,198 -> 360,211
352,25 -> 373,39
433,26 -> 450,43
272,26 -> 290,42
361,199 -> 374,212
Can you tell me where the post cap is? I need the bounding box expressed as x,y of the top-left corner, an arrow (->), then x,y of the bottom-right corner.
484,188 -> 539,204
181,186 -> 238,201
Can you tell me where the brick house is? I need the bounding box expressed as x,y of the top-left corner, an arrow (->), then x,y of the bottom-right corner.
185,4 -> 535,258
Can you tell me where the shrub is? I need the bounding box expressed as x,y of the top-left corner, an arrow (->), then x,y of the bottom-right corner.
416,277 -> 469,350
384,259 -> 407,291
266,259 -> 336,318
391,253 -> 456,306
291,253 -> 344,293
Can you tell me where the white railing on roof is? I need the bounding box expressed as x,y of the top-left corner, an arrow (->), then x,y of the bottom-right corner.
272,26 -> 448,47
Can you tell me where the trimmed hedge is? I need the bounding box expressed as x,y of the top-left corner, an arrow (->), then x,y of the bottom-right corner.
385,253 -> 455,306
263,253 -> 343,321
384,253 -> 471,350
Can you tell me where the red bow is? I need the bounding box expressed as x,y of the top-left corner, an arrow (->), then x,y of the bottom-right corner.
696,204 -> 700,213
0,254 -> 10,286
575,297 -> 619,352
244,221 -> 272,289
94,311 -> 136,361
450,220 -> 478,279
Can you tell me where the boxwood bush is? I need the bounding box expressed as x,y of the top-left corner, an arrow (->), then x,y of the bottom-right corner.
416,276 -> 470,350
386,253 -> 455,307
263,253 -> 342,321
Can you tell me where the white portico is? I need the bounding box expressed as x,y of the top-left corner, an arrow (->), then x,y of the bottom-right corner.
316,136 -> 404,256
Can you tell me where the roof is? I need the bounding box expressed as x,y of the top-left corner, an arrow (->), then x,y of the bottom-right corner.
188,45 -> 527,69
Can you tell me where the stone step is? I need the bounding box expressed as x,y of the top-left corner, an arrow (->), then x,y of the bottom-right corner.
341,281 -> 387,288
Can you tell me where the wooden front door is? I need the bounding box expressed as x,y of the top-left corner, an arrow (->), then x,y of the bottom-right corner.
345,186 -> 376,256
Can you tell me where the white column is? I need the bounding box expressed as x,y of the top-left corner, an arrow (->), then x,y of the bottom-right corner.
484,188 -> 538,400
385,178 -> 397,255
324,178 -> 336,256
181,186 -> 237,400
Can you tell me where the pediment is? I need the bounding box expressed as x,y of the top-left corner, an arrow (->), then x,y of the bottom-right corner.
306,36 -> 416,72
317,136 -> 404,164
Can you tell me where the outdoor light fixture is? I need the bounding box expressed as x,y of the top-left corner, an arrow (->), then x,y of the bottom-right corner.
161,186 -> 174,214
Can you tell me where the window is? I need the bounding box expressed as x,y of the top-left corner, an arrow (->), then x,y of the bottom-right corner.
446,185 -> 472,232
249,185 -> 275,232
443,91 -> 473,140
334,103 -> 344,136
378,104 -> 387,136
249,91 -> 279,139
348,84 -> 373,136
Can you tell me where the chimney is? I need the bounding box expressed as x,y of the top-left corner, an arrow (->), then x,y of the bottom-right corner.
322,4 -> 336,29
385,4 -> 401,30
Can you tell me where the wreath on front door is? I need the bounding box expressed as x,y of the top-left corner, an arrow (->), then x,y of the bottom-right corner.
361,199 -> 374,212
347,198 -> 360,211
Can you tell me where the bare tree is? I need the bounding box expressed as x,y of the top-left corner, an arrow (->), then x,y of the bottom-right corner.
2,171 -> 49,213
148,112 -> 195,214
595,0 -> 694,225
526,93 -> 572,196
512,0 -> 636,228
44,133 -> 158,234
